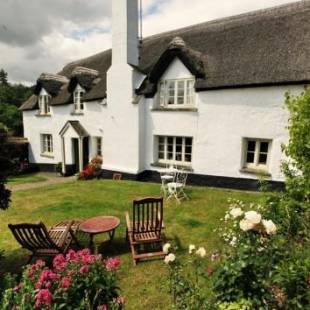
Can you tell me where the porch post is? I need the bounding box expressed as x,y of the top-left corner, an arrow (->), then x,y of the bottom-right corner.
78,137 -> 83,171
61,136 -> 66,174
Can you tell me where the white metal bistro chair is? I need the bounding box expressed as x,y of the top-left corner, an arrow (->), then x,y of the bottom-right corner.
166,170 -> 189,203
160,165 -> 177,197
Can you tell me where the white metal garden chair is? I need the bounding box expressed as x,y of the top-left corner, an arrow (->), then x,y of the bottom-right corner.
160,165 -> 177,197
166,170 -> 189,203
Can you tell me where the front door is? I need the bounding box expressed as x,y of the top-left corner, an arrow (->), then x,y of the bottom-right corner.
72,138 -> 79,173
83,137 -> 89,168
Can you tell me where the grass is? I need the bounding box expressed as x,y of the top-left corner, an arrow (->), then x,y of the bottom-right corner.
0,180 -> 264,309
7,173 -> 48,185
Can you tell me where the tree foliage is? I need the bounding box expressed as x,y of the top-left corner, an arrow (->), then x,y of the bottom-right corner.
0,69 -> 32,135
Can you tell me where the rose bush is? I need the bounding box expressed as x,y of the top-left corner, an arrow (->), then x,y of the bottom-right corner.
1,249 -> 123,310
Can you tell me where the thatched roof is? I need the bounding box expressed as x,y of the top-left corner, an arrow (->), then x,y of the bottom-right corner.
21,1 -> 310,111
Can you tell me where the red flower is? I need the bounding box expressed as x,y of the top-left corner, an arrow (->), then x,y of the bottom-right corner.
105,257 -> 121,271
35,289 -> 53,308
59,277 -> 71,289
53,254 -> 67,271
79,265 -> 90,274
207,266 -> 214,276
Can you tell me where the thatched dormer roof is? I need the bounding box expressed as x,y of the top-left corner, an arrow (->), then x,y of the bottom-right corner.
21,1 -> 310,110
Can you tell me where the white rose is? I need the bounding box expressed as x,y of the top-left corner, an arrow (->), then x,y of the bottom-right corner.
244,211 -> 262,224
163,243 -> 171,254
224,214 -> 230,221
262,219 -> 277,235
164,253 -> 176,264
196,247 -> 207,258
239,219 -> 255,231
189,244 -> 196,254
229,208 -> 244,219
229,236 -> 237,247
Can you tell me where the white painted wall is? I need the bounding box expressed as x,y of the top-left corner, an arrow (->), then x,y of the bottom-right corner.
23,56 -> 305,183
143,58 -> 304,182
23,100 -> 107,167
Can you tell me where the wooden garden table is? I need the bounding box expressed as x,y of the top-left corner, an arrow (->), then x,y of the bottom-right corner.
79,216 -> 120,250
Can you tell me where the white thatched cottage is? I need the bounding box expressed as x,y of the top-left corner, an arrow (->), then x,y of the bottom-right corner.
21,1 -> 310,190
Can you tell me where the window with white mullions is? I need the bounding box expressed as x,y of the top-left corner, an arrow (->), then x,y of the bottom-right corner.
96,137 -> 102,156
38,89 -> 51,115
73,84 -> 85,113
40,134 -> 53,154
244,139 -> 271,171
158,79 -> 195,107
157,136 -> 193,165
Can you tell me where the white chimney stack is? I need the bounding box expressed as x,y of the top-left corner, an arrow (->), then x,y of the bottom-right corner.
112,0 -> 139,67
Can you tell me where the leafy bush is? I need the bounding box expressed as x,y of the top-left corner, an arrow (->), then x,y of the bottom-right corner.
163,243 -> 212,310
79,156 -> 103,180
1,249 -> 124,310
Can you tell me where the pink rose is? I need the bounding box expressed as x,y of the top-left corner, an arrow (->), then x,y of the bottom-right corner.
35,289 -> 53,308
207,266 -> 214,276
35,259 -> 45,267
79,265 -> 90,274
82,254 -> 96,264
66,249 -> 77,262
116,296 -> 125,305
98,305 -> 108,310
105,257 -> 121,271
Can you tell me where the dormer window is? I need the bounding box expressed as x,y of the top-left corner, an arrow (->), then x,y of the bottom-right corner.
73,84 -> 85,113
158,78 -> 195,108
38,89 -> 51,115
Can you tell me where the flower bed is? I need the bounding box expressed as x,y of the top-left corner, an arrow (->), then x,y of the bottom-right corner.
2,249 -> 123,310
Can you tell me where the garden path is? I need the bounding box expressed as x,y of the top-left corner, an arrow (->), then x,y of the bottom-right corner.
7,173 -> 76,192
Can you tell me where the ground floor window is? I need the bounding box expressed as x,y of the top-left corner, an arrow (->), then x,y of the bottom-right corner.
157,136 -> 192,165
40,134 -> 53,154
96,137 -> 102,156
243,138 -> 271,171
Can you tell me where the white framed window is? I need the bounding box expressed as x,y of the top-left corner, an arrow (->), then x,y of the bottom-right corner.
96,137 -> 102,156
73,84 -> 85,113
158,79 -> 195,107
243,138 -> 271,171
38,89 -> 51,115
157,136 -> 192,165
40,134 -> 53,155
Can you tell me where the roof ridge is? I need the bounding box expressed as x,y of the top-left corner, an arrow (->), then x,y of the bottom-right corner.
143,0 -> 308,42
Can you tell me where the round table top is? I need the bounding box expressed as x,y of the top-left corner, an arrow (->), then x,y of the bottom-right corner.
79,216 -> 120,234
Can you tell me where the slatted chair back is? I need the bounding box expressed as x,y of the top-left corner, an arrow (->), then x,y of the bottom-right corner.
132,197 -> 163,240
8,222 -> 61,252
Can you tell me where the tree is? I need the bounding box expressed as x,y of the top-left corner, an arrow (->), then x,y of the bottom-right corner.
0,127 -> 11,210
0,69 -> 8,86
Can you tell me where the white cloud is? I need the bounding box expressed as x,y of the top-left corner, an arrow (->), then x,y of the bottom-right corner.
0,0 -> 300,84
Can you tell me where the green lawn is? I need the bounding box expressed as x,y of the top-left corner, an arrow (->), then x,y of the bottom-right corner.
0,180 -> 264,309
7,173 -> 48,185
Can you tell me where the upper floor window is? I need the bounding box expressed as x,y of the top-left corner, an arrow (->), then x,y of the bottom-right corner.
38,89 -> 51,115
73,84 -> 85,113
40,134 -> 53,155
157,136 -> 192,166
158,79 -> 195,108
243,138 -> 271,172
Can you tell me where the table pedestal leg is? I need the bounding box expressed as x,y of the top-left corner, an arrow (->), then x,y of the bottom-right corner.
108,229 -> 115,242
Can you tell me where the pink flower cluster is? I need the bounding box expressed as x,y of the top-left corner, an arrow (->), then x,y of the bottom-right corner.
35,289 -> 53,308
105,257 -> 121,271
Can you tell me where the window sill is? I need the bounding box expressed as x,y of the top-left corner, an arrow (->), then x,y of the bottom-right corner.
40,153 -> 54,159
71,112 -> 84,116
239,168 -> 271,177
35,113 -> 51,117
151,107 -> 198,112
151,162 -> 193,172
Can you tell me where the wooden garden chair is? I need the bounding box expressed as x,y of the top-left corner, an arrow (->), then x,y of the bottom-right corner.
125,197 -> 165,265
8,220 -> 81,264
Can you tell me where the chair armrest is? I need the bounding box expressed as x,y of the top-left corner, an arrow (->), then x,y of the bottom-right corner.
51,220 -> 73,249
125,212 -> 132,232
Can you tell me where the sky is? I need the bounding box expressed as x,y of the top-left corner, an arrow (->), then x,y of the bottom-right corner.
0,0 -> 300,85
